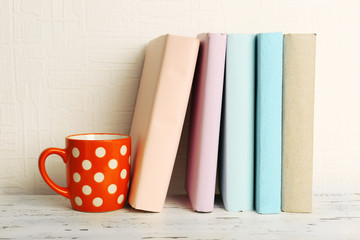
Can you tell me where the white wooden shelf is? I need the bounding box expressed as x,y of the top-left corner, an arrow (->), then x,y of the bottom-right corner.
1,193 -> 359,239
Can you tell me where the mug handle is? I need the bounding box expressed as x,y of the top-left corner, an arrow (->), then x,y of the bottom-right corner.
38,148 -> 70,199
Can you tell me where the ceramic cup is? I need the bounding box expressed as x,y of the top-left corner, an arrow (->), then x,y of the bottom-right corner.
38,133 -> 131,212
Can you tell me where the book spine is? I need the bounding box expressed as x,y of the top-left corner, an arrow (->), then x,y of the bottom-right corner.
186,33 -> 226,212
255,32 -> 283,214
129,35 -> 199,212
282,34 -> 316,213
219,34 -> 256,212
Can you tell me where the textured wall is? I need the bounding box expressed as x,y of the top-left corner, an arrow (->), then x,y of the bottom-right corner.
0,0 -> 359,195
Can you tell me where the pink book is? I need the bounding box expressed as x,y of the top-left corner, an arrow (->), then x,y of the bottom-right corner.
129,34 -> 200,212
186,33 -> 227,212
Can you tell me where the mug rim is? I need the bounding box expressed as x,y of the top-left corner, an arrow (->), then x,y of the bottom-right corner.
66,133 -> 130,141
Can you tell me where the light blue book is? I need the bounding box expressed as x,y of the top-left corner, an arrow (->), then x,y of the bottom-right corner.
255,32 -> 283,214
219,34 -> 256,212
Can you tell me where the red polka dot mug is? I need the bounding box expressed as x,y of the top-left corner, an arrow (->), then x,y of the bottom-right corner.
38,133 -> 131,212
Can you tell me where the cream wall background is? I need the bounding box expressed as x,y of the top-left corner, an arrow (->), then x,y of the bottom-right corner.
0,0 -> 359,195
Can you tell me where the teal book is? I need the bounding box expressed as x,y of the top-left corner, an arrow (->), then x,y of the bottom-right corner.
255,32 -> 283,214
219,34 -> 256,211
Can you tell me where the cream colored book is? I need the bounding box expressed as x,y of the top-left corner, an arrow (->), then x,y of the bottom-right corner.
282,33 -> 316,213
128,34 -> 199,212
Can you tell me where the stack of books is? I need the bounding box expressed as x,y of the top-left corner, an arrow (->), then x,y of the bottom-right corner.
128,33 -> 316,214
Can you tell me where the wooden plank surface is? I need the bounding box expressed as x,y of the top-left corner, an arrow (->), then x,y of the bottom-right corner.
0,194 -> 359,239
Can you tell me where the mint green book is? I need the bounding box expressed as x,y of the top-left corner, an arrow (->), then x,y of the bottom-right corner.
219,34 -> 256,212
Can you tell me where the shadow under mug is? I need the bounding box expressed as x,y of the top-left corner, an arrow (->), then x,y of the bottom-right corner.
38,133 -> 131,212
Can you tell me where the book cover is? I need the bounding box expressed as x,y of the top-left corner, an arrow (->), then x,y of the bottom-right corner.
255,32 -> 283,214
282,33 -> 316,213
186,33 -> 227,212
128,34 -> 200,212
218,34 -> 256,212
